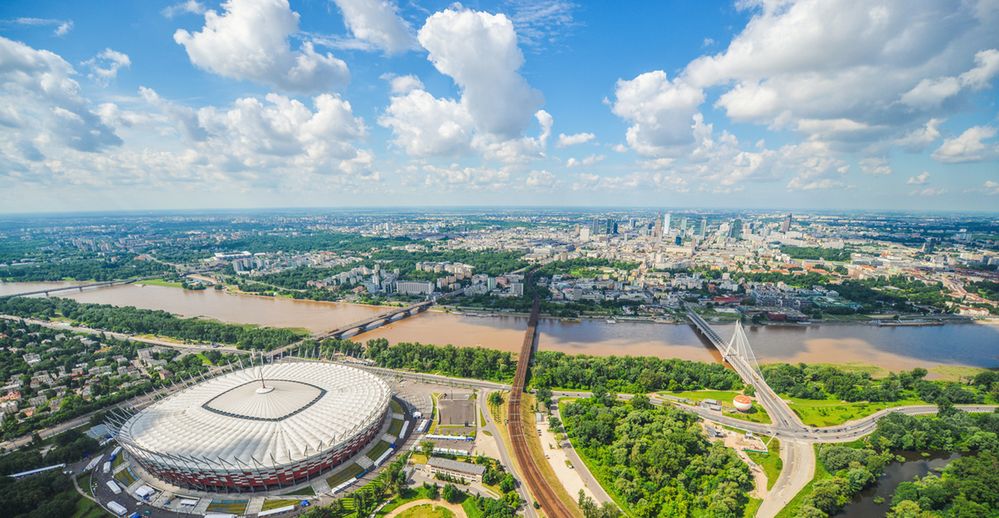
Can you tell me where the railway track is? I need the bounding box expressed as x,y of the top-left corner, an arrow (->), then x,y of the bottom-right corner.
507,296 -> 575,518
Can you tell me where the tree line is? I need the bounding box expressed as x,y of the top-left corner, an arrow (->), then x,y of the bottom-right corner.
0,255 -> 169,282
0,296 -> 304,350
761,363 -> 983,405
531,351 -> 743,393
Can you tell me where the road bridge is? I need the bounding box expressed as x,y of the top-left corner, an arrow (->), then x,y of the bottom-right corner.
264,300 -> 433,361
0,269 -> 215,300
687,310 -> 805,431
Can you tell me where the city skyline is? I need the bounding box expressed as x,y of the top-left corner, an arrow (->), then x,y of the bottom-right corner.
2,0 -> 999,213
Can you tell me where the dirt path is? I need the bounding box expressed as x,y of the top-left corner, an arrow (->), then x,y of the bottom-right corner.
383,499 -> 468,518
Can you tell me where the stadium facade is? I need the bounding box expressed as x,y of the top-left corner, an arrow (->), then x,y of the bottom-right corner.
108,362 -> 390,492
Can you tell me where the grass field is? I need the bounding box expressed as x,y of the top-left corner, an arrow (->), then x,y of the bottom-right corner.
391,399 -> 404,414
113,467 -> 137,487
138,278 -> 184,288
388,418 -> 404,436
367,440 -> 391,461
785,397 -> 926,427
663,390 -> 772,424
70,495 -> 107,518
326,462 -> 365,487
206,500 -> 248,514
279,485 -> 316,496
398,504 -> 455,518
743,497 -> 762,518
746,439 -> 782,490
261,499 -> 299,511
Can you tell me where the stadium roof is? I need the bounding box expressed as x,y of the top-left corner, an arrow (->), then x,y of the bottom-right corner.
118,362 -> 390,468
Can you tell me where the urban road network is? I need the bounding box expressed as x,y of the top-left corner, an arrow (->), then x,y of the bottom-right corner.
3,286 -> 995,518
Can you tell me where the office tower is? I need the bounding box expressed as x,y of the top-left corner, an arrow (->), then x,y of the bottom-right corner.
663,213 -> 671,233
700,218 -> 707,236
781,213 -> 792,233
653,213 -> 663,238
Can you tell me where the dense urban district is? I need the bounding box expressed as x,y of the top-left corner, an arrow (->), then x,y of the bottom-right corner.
0,209 -> 997,518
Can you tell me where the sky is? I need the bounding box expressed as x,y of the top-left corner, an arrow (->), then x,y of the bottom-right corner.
1,0 -> 998,213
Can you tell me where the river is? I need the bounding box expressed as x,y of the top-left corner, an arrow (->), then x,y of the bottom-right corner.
4,282 -> 996,371
836,451 -> 961,517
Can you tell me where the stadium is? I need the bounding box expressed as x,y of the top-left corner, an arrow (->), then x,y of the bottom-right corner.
110,362 -> 391,492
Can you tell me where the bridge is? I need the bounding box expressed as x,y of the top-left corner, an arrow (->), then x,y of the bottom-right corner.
686,310 -> 804,431
0,278 -> 147,299
0,267 -> 217,300
265,300 -> 433,361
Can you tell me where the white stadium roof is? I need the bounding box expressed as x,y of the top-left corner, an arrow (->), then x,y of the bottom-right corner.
118,362 -> 390,468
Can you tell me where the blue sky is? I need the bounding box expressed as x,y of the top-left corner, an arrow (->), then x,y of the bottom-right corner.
1,0 -> 997,213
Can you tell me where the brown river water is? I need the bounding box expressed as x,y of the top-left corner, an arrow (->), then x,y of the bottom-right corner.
2,282 -> 996,371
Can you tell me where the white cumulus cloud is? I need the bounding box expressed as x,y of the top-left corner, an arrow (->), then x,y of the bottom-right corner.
932,126 -> 997,163
83,48 -> 131,85
330,0 -> 417,54
174,0 -> 349,93
556,132 -> 594,147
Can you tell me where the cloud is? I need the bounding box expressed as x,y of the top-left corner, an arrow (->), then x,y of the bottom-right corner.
383,74 -> 423,95
895,118 -> 942,152
381,7 -> 547,161
678,0 -> 999,150
907,171 -> 930,185
3,17 -> 73,36
932,125 -> 997,163
0,36 -> 121,156
566,154 -> 604,168
611,70 -> 704,156
174,0 -> 349,93
379,89 -> 473,156
556,132 -> 595,147
901,48 -> 999,108
83,49 -> 131,85
329,0 -> 417,54
859,157 -> 892,176
984,180 -> 999,195
507,0 -> 577,50
418,8 -> 542,138
162,0 -> 206,18
526,169 -> 555,187
910,187 -> 947,197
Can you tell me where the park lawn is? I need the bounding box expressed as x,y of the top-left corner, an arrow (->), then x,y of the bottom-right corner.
261,498 -> 299,511
70,495 -> 107,518
112,454 -> 124,468
746,439 -> 782,490
775,444 -> 829,518
785,396 -> 927,427
743,497 -> 762,518
663,390 -> 772,425
374,486 -> 434,516
326,462 -> 365,488
398,504 -> 455,518
138,278 -> 184,288
391,399 -> 404,415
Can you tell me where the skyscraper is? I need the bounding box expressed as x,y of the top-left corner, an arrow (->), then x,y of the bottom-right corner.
700,217 -> 707,236
663,213 -> 671,233
653,213 -> 663,238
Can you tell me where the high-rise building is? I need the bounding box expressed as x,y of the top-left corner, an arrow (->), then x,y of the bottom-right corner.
700,218 -> 707,236
781,213 -> 792,233
730,218 -> 743,239
653,213 -> 663,238
663,213 -> 671,233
